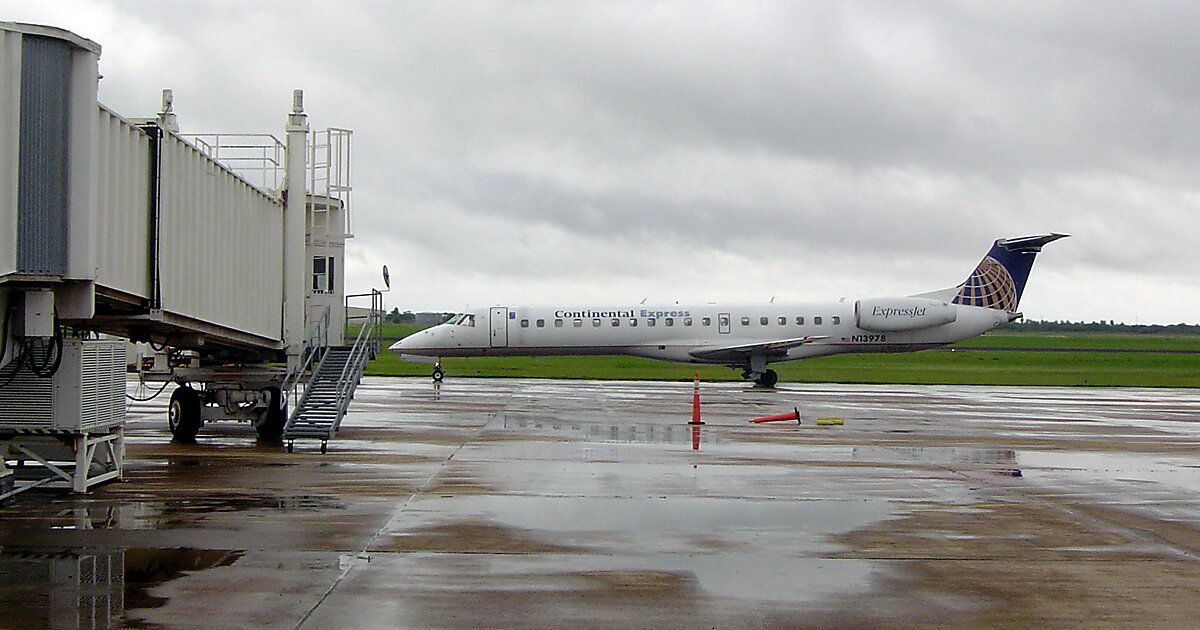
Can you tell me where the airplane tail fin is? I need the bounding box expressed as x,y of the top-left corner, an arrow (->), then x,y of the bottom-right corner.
948,234 -> 1068,312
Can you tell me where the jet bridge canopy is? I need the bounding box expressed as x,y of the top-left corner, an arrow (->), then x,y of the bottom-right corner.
2,21 -> 352,363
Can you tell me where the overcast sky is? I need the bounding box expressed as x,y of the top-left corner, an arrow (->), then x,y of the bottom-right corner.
9,1 -> 1200,324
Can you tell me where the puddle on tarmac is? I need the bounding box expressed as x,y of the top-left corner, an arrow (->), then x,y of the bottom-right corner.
386,550 -> 880,605
498,414 -> 725,446
0,546 -> 241,629
0,493 -> 342,532
1019,450 -> 1200,492
613,552 -> 877,603
419,494 -> 890,533
396,494 -> 898,559
851,446 -> 1021,473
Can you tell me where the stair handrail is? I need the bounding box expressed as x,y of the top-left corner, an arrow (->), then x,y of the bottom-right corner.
329,309 -> 377,433
283,305 -> 331,415
287,337 -> 340,431
329,287 -> 384,431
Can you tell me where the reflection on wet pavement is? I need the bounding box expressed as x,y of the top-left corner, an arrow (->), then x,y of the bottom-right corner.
1,377 -> 1200,627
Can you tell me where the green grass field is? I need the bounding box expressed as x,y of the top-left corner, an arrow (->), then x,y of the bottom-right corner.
362,324 -> 1200,388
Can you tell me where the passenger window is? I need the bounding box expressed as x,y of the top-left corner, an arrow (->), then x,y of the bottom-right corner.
814,316 -> 823,325
795,316 -> 804,325
778,317 -> 787,326
832,316 -> 841,325
665,318 -> 674,326
647,318 -> 656,327
573,319 -> 583,327
760,316 -> 769,325
521,319 -> 529,328
702,317 -> 711,326
536,319 -> 545,328
555,319 -> 564,328
684,318 -> 692,326
612,319 -> 620,327
630,319 -> 638,327
593,318 -> 601,327
741,316 -> 750,326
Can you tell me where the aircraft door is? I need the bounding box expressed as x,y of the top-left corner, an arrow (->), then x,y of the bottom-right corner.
489,307 -> 509,348
718,313 -> 731,334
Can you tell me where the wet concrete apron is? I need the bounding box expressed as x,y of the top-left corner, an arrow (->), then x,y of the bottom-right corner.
2,378 -> 1200,628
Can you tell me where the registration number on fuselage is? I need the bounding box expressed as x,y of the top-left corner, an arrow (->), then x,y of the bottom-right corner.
849,334 -> 887,343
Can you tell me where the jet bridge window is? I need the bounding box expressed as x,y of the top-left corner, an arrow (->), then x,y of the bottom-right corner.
536,319 -> 545,328
311,256 -> 335,294
555,319 -> 564,328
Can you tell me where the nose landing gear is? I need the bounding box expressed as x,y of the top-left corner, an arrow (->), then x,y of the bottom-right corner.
432,361 -> 444,382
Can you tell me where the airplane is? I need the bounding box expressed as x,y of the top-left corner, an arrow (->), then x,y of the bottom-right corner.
390,233 -> 1067,387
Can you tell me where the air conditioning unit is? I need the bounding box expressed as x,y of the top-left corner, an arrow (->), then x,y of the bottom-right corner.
0,339 -> 126,432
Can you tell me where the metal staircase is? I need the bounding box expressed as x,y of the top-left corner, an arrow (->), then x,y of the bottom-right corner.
282,289 -> 383,452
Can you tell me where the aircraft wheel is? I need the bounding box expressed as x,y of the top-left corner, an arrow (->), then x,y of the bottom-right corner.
756,369 -> 779,388
255,386 -> 287,442
168,386 -> 202,442
432,367 -> 445,382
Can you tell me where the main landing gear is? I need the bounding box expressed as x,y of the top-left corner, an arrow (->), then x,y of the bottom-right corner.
740,355 -> 778,388
741,368 -> 779,388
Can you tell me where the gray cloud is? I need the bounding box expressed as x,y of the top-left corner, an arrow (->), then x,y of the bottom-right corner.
7,0 -> 1199,322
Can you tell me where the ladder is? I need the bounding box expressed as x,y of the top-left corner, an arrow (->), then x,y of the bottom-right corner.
283,291 -> 381,452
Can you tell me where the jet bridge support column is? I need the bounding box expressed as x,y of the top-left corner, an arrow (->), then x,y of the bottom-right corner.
283,90 -> 309,373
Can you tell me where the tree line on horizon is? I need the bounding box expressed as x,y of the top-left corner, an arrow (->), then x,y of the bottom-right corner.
1011,320 -> 1200,335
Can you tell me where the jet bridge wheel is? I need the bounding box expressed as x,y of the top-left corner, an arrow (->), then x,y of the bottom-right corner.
255,387 -> 287,442
168,386 -> 202,442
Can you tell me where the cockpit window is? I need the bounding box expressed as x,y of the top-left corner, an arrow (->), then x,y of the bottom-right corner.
448,314 -> 475,327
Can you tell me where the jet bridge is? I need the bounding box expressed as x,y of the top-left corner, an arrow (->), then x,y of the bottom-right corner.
0,22 -> 374,494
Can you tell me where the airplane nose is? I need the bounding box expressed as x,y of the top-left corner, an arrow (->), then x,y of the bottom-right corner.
389,329 -> 437,354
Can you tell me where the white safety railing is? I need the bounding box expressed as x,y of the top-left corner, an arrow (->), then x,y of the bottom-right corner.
186,133 -> 287,194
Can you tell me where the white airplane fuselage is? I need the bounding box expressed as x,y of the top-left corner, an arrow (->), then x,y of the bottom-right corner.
391,234 -> 1067,386
394,301 -> 1011,364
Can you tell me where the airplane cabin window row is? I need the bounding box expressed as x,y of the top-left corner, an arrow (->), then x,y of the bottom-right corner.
515,314 -> 842,329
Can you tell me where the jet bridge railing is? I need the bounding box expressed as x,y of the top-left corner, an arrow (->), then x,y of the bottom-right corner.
187,133 -> 286,195
344,289 -> 384,358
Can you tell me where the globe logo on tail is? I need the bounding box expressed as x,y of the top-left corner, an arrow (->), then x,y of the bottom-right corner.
953,256 -> 1018,311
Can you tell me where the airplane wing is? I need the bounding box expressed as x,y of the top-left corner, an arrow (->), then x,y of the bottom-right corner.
687,336 -> 828,362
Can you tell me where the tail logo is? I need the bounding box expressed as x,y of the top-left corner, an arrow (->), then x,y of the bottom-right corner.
953,256 -> 1018,311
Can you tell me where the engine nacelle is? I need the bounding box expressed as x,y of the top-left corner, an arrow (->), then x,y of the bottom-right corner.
855,297 -> 957,332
